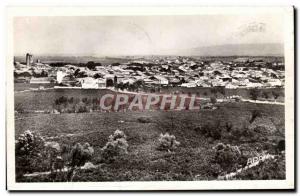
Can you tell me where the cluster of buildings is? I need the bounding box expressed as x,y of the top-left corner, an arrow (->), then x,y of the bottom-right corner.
14,54 -> 285,90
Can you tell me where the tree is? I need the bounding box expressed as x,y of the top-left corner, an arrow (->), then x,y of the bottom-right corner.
15,130 -> 45,179
210,96 -> 217,104
93,73 -> 102,79
111,62 -> 120,66
216,86 -> 226,97
249,110 -> 262,124
74,69 -> 80,77
262,91 -> 269,99
213,143 -> 241,171
67,143 -> 94,181
157,133 -> 180,152
272,91 -> 280,100
249,88 -> 261,101
101,130 -> 128,162
106,79 -> 114,87
211,88 -> 218,96
86,61 -> 96,70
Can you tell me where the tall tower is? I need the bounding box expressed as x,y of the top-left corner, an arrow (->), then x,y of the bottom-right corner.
26,53 -> 33,66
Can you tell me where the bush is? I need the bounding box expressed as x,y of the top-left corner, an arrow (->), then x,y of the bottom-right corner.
101,130 -> 129,162
194,122 -> 222,140
210,96 -> 217,104
137,117 -> 152,123
272,91 -> 280,100
210,128 -> 222,140
15,130 -> 45,178
69,143 -> 94,168
224,122 -> 233,132
55,96 -> 68,105
44,141 -> 61,171
249,110 -> 262,123
277,140 -> 285,152
262,91 -> 269,99
67,142 -> 94,181
75,102 -> 88,113
157,133 -> 180,151
249,88 -> 261,100
16,130 -> 45,156
213,143 -> 242,172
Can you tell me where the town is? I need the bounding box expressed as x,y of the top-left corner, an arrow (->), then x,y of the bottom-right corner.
14,53 -> 284,91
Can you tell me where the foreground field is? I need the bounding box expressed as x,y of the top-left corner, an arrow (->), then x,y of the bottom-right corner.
15,99 -> 285,181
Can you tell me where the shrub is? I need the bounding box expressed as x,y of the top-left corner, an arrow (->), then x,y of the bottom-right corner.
194,124 -> 210,136
224,122 -> 233,132
68,97 -> 74,104
272,91 -> 280,100
75,102 -> 88,113
101,130 -> 129,162
194,122 -> 222,140
69,143 -> 94,168
262,91 -> 269,99
137,117 -> 152,123
210,128 -> 222,140
210,96 -> 217,104
157,133 -> 180,152
213,143 -> 242,172
44,141 -> 61,171
109,129 -> 127,141
249,110 -> 262,123
67,142 -> 94,181
249,88 -> 261,100
55,96 -> 68,105
15,130 -> 45,178
230,128 -> 243,140
276,140 -> 285,152
16,130 -> 45,156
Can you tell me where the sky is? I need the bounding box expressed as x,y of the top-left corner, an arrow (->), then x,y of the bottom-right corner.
13,15 -> 284,56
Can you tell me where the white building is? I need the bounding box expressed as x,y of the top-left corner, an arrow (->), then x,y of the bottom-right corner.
30,77 -> 51,84
225,83 -> 238,89
268,79 -> 282,87
80,77 -> 98,89
246,82 -> 263,88
181,82 -> 197,88
154,75 -> 169,85
57,71 -> 67,83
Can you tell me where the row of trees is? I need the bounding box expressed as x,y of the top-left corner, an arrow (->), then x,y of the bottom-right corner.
249,88 -> 282,101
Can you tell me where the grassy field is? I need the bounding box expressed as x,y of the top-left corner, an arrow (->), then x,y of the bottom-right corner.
14,83 -> 286,181
14,82 -> 284,112
15,97 -> 285,181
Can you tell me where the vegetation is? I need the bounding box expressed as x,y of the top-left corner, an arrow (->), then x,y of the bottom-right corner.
15,130 -> 45,179
210,96 -> 217,104
213,143 -> 243,173
157,133 -> 180,152
67,143 -> 94,181
249,88 -> 261,101
101,130 -> 129,163
236,154 -> 285,180
16,130 -> 95,182
249,110 -> 262,123
14,87 -> 285,182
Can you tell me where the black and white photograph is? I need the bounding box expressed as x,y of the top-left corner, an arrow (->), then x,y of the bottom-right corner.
6,6 -> 295,190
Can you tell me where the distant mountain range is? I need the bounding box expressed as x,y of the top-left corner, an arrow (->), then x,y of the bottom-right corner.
15,43 -> 284,59
162,43 -> 284,56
